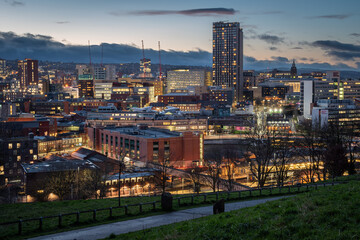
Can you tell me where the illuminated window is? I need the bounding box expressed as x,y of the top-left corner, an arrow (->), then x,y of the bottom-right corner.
17,143 -> 21,148
8,143 -> 12,149
29,149 -> 33,154
17,156 -> 21,161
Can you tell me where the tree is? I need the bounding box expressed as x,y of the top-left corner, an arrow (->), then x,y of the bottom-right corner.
203,146 -> 223,192
245,125 -> 276,188
117,151 -> 127,206
186,166 -> 203,195
222,147 -> 239,191
297,120 -> 326,183
148,149 -> 179,194
324,143 -> 347,178
47,170 -> 76,201
272,131 -> 294,186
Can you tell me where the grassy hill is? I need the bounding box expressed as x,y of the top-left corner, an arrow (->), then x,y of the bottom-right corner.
113,181 -> 360,240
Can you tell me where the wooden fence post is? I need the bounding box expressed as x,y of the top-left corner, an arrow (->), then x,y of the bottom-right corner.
18,219 -> 22,235
58,214 -> 62,228
39,217 -> 43,231
124,205 -> 128,215
93,210 -> 97,221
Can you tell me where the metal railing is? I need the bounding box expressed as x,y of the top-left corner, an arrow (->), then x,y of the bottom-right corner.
0,181 -> 339,237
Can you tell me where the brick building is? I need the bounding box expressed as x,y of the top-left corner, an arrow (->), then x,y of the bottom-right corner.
88,126 -> 203,169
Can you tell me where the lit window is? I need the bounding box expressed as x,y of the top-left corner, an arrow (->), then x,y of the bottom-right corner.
17,143 -> 21,148
8,143 -> 12,149
33,155 -> 37,160
29,149 -> 33,154
17,156 -> 21,161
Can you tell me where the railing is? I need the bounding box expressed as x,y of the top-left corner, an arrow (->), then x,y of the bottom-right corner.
0,181 -> 338,238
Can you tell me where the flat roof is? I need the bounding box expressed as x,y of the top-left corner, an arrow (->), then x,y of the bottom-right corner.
105,126 -> 181,139
22,156 -> 97,173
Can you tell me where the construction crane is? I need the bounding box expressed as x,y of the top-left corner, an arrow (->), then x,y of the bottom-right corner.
158,41 -> 162,81
141,40 -> 146,76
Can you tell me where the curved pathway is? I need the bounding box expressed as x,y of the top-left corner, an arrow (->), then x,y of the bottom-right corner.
29,196 -> 291,240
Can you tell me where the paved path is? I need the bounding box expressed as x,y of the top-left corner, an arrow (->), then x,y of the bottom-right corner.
29,196 -> 290,240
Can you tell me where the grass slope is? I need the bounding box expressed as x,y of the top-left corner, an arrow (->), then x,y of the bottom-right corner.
113,181 -> 360,240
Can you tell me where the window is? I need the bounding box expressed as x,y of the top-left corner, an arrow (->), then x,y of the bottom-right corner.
8,143 -> 12,149
9,169 -> 13,174
33,155 -> 37,160
29,149 -> 33,154
17,156 -> 21,161
17,143 -> 21,148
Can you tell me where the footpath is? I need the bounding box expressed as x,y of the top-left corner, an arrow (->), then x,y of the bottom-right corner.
29,196 -> 290,240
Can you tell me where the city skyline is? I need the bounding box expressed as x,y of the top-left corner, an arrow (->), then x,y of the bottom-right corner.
0,0 -> 360,70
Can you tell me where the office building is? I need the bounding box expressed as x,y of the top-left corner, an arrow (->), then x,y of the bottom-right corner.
166,69 -> 205,93
212,22 -> 243,101
88,125 -> 203,169
78,74 -> 94,98
18,59 -> 39,89
0,58 -> 6,75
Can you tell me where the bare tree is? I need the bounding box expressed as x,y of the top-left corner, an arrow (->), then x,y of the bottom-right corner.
245,125 -> 276,188
297,120 -> 326,183
222,147 -> 239,191
148,149 -> 179,194
47,170 -> 76,201
203,146 -> 223,192
185,166 -> 203,195
272,131 -> 294,186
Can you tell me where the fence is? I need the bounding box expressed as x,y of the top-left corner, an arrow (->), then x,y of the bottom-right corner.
0,181 -> 338,238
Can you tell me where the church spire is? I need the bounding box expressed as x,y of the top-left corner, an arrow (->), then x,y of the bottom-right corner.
290,59 -> 297,78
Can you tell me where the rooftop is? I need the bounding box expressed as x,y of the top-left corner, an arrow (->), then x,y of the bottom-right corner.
22,155 -> 98,173
104,126 -> 181,139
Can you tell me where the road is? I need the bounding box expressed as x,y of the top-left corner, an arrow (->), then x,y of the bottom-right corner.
29,196 -> 291,240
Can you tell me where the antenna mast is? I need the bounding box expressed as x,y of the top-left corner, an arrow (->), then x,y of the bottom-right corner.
88,40 -> 92,66
101,44 -> 103,67
141,40 -> 146,76
158,41 -> 162,81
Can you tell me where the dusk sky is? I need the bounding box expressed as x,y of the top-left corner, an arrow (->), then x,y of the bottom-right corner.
1,0 -> 360,70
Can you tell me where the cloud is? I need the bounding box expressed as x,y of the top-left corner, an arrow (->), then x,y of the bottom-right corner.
326,51 -> 360,60
4,0 -> 24,6
55,21 -> 70,24
112,8 -> 237,17
311,40 -> 360,52
291,46 -> 303,50
307,40 -> 360,60
244,56 -> 357,71
310,14 -> 351,20
0,31 -> 211,65
350,33 -> 360,37
257,34 -> 284,45
261,11 -> 283,15
271,56 -> 289,62
269,47 -> 278,51
0,31 -> 357,71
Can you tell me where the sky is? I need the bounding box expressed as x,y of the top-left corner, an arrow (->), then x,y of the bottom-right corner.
0,0 -> 360,70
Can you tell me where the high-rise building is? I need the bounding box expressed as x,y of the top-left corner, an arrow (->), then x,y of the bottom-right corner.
212,22 -> 243,101
0,59 -> 6,75
18,59 -> 38,89
78,74 -> 94,98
